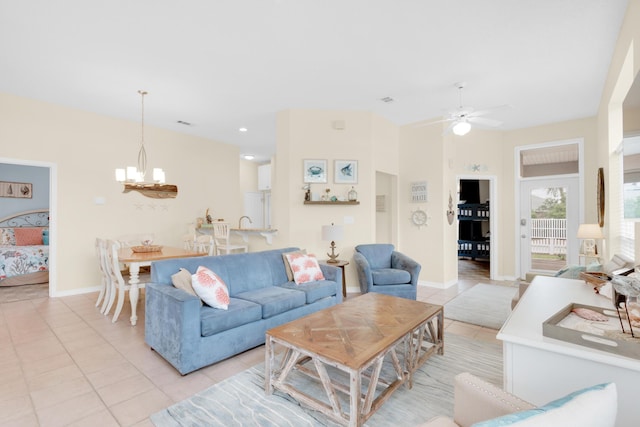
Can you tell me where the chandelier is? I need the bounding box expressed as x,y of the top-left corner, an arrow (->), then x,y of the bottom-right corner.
115,90 -> 177,198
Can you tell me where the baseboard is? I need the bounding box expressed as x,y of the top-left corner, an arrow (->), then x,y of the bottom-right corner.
52,285 -> 102,298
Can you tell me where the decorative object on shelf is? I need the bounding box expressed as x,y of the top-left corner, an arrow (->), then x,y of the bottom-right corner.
334,160 -> 358,184
410,207 -> 429,229
446,191 -> 455,225
302,184 -> 311,201
322,223 -> 344,263
597,167 -> 605,227
322,188 -> 331,201
115,90 -> 177,199
577,223 -> 603,256
206,208 -> 213,224
303,159 -> 327,183
347,186 -> 358,201
410,181 -> 428,203
0,181 -> 32,198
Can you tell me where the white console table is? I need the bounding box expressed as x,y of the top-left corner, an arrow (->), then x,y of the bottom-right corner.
498,276 -> 640,427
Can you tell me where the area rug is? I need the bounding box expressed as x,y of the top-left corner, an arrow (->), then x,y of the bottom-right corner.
445,283 -> 518,330
151,333 -> 502,426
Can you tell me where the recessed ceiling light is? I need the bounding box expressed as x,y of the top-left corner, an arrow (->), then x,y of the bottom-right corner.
243,154 -> 255,160
380,97 -> 394,103
239,127 -> 248,132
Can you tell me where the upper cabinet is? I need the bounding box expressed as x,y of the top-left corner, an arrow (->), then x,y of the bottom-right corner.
258,164 -> 271,191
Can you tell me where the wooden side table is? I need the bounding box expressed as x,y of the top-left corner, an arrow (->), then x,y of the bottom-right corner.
321,259 -> 349,298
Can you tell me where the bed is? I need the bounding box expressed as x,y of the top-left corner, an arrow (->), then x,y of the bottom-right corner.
0,209 -> 49,286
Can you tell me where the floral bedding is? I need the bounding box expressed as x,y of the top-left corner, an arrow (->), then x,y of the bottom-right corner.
0,244 -> 49,282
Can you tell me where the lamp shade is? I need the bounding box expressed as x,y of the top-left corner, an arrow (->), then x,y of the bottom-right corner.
322,224 -> 344,242
577,224 -> 603,239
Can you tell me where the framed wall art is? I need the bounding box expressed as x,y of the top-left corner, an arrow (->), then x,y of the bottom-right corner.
0,181 -> 32,199
334,160 -> 358,184
303,159 -> 328,183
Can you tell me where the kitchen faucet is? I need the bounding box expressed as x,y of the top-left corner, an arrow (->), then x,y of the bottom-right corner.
239,216 -> 252,229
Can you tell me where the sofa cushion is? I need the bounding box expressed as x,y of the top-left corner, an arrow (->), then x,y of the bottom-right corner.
200,297 -> 263,337
284,252 -> 325,284
356,244 -> 394,269
192,266 -> 230,310
235,287 -> 306,319
471,382 -> 617,427
279,280 -> 337,304
282,249 -> 307,281
0,228 -> 16,245
372,268 -> 411,285
171,268 -> 202,306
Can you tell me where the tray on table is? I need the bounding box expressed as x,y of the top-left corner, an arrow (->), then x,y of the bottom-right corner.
543,302 -> 640,360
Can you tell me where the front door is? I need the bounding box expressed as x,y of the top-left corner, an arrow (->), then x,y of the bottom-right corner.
519,177 -> 579,277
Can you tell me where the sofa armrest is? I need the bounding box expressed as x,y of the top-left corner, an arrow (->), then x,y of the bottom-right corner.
145,282 -> 202,373
353,251 -> 373,293
453,373 -> 534,427
319,263 -> 343,302
391,251 -> 422,285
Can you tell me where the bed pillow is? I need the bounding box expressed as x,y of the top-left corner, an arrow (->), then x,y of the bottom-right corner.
42,229 -> 49,245
282,249 -> 307,281
171,268 -> 202,306
472,382 -> 617,427
191,266 -> 230,310
284,252 -> 325,285
0,228 -> 16,245
14,227 -> 43,245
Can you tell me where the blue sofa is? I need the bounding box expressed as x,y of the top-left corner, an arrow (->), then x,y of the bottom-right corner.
145,247 -> 342,374
353,243 -> 421,300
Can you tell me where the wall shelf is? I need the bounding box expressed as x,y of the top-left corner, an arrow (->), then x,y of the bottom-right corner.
304,201 -> 360,205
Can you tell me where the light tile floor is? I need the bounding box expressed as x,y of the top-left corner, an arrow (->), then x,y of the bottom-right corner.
0,259 -> 509,426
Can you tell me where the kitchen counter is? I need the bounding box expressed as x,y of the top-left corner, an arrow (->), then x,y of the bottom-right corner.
231,228 -> 278,244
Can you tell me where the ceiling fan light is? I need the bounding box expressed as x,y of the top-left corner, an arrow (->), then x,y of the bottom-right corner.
452,120 -> 471,136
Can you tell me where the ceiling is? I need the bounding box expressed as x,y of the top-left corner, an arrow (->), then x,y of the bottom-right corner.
0,1 -> 630,163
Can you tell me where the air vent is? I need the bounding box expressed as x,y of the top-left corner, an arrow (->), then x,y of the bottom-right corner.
380,97 -> 394,103
177,120 -> 191,126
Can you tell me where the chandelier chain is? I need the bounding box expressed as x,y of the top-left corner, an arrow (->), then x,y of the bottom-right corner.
138,90 -> 148,180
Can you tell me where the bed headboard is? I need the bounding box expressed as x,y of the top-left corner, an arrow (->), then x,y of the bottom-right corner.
0,209 -> 50,228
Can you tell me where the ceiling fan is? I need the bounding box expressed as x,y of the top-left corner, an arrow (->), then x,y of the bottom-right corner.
421,83 -> 509,136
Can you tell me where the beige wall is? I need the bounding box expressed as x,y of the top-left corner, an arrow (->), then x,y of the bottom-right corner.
273,109 -> 398,293
597,0 -> 640,258
0,92 -> 242,295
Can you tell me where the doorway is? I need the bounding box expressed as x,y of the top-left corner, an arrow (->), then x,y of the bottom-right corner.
516,140 -> 583,278
456,176 -> 497,281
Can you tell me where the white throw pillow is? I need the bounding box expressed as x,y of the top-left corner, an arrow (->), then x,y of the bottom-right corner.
471,382 -> 617,427
191,266 -> 230,310
284,252 -> 325,285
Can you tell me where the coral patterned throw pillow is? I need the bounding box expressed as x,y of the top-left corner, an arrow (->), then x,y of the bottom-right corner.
284,253 -> 325,285
191,266 -> 230,310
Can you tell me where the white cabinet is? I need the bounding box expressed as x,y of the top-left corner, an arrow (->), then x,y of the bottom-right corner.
258,164 -> 271,191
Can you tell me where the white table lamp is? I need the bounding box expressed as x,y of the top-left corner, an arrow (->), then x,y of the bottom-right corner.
322,223 -> 344,263
577,223 -> 603,256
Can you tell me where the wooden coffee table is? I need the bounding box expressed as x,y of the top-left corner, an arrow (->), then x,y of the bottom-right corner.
265,293 -> 443,427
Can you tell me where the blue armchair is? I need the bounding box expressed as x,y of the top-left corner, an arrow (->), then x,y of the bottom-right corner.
353,244 -> 421,300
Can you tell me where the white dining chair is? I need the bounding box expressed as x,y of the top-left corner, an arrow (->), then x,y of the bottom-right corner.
95,237 -> 113,314
107,239 -> 150,323
183,233 -> 196,251
195,234 -> 215,256
212,223 -> 248,255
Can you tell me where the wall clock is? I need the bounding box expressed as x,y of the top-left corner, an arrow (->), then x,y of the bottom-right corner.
411,208 -> 429,228
597,167 -> 605,227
